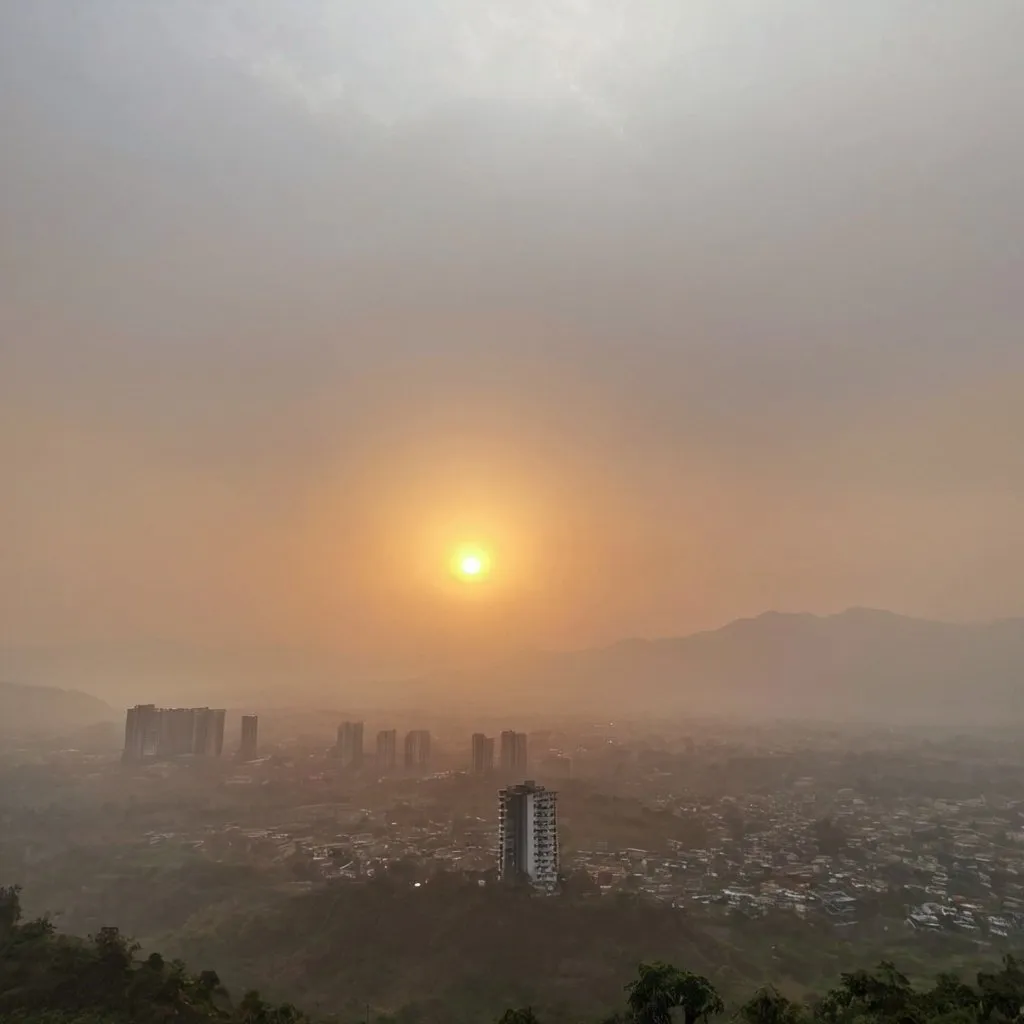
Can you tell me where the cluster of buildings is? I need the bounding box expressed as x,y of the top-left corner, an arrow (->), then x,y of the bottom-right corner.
121,710 -> 568,888
333,723 -> 542,779
557,782 -> 1024,940
134,765 -> 562,889
471,730 -> 529,773
121,708 -> 567,798
334,722 -> 432,772
110,716 -> 1024,924
50,716 -> 1024,943
122,705 -> 258,762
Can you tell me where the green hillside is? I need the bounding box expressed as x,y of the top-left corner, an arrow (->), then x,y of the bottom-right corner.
6,883 -> 1024,1024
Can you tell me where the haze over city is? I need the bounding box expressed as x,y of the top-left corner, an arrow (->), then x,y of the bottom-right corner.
9,9 -> 1024,1024
3,1 -> 1023,705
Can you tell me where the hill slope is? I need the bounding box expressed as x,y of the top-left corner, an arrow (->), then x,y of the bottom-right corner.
0,680 -> 115,736
431,609 -> 1024,722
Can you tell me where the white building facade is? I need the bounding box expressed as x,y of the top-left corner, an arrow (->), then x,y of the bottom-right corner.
498,780 -> 559,888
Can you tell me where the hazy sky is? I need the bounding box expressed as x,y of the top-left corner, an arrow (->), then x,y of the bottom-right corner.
2,1 -> 1023,678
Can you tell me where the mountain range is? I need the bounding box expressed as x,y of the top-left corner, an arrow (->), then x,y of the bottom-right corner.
3,609 -> 1023,725
425,608 -> 1024,723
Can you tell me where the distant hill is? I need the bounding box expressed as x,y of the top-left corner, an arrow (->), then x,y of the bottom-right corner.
430,609 -> 1024,723
3,609 -> 1023,724
0,680 -> 115,735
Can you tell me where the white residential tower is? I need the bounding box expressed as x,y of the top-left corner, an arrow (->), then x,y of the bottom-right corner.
498,780 -> 559,888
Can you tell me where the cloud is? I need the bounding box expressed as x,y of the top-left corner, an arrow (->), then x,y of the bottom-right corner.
181,0 -> 688,128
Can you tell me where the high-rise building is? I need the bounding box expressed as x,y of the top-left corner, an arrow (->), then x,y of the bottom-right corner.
123,704 -> 161,761
500,730 -> 528,773
193,707 -> 226,757
498,780 -> 559,888
471,733 -> 495,774
206,708 -> 226,756
336,721 -> 364,768
158,707 -> 197,757
404,729 -> 431,771
376,729 -> 397,772
121,705 -> 225,761
239,714 -> 259,760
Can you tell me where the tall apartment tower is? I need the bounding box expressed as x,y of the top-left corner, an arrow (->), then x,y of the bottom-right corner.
193,708 -> 226,757
336,721 -> 364,769
376,729 -> 397,772
159,707 -> 198,756
239,715 -> 259,760
471,733 -> 495,774
404,729 -> 431,771
123,704 -> 161,761
500,730 -> 529,773
498,780 -> 559,888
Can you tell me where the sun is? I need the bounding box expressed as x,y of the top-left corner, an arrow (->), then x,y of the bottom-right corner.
451,546 -> 491,582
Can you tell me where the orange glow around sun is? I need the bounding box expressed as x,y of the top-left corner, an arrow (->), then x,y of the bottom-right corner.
451,546 -> 492,582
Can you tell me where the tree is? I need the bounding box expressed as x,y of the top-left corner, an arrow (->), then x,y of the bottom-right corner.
498,1009 -> 541,1024
234,988 -> 312,1024
558,869 -> 600,900
0,884 -> 22,937
815,961 -> 917,1024
626,962 -> 724,1024
737,986 -> 807,1024
237,989 -> 272,1024
924,973 -> 979,1019
978,956 -> 1024,1022
193,967 -> 230,1009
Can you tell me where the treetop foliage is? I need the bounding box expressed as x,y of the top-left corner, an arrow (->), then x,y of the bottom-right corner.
4,885 -> 1024,1024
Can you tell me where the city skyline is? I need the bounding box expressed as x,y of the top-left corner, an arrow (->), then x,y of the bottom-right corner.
119,713 -> 569,778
